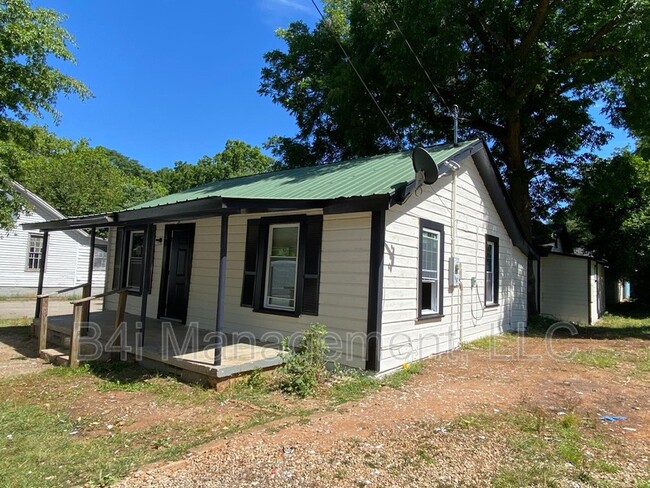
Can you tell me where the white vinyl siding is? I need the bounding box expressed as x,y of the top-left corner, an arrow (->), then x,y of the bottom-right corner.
381,154 -> 528,372
0,202 -> 105,296
104,211 -> 371,369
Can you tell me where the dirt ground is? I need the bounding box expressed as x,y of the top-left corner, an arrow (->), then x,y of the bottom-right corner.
113,333 -> 650,487
0,299 -> 101,378
0,321 -> 49,378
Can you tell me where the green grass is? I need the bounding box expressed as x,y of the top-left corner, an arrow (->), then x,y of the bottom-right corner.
0,360 -> 303,487
461,333 -> 517,351
328,361 -> 424,404
572,349 -> 625,368
0,317 -> 31,328
448,407 -> 627,487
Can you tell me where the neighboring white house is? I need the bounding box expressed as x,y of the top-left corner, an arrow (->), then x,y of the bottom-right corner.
0,182 -> 106,297
536,226 -> 606,324
24,139 -> 536,373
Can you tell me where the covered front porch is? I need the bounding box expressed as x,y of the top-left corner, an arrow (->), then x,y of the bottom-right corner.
39,308 -> 283,383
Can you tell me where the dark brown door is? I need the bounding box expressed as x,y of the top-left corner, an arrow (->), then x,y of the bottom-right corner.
160,224 -> 195,323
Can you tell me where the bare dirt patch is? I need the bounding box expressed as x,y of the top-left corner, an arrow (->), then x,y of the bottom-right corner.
0,321 -> 49,378
116,333 -> 650,487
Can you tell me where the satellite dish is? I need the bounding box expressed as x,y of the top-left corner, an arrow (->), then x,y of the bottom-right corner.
411,147 -> 439,185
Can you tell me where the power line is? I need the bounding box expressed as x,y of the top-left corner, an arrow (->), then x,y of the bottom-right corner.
380,2 -> 452,115
310,0 -> 402,148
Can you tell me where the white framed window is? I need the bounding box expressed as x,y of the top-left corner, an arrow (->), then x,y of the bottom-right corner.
93,247 -> 107,270
419,220 -> 444,317
264,223 -> 299,311
485,235 -> 499,306
26,234 -> 44,271
125,230 -> 145,290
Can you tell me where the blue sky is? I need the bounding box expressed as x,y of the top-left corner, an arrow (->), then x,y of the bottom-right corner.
33,0 -> 633,170
33,0 -> 319,170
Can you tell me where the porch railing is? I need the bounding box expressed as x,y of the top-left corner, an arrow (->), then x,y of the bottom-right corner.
37,286 -> 127,367
68,288 -> 128,367
36,283 -> 90,350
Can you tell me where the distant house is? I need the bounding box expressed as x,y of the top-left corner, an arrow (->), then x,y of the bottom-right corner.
0,182 -> 106,297
536,225 -> 606,324
25,140 -> 536,374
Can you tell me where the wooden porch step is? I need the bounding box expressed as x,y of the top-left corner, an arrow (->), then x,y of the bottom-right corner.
40,348 -> 71,366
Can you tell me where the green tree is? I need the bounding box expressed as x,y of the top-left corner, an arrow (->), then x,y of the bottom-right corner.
569,151 -> 650,299
0,0 -> 91,228
157,139 -> 276,193
260,0 -> 650,236
11,127 -> 165,216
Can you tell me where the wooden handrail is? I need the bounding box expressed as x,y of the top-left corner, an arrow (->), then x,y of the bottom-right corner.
37,283 -> 89,299
69,288 -> 128,367
70,288 -> 127,305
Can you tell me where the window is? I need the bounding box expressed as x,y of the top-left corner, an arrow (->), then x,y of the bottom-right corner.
112,227 -> 155,294
241,215 -> 322,316
419,220 -> 444,317
93,247 -> 107,270
485,235 -> 499,306
126,230 -> 145,291
265,224 -> 300,311
26,234 -> 44,271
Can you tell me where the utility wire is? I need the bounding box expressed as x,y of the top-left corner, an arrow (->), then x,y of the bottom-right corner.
310,0 -> 402,148
378,2 -> 452,115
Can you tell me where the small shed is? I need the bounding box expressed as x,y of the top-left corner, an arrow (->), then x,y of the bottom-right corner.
537,227 -> 606,324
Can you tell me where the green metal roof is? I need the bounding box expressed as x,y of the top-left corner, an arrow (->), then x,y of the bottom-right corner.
128,139 -> 480,211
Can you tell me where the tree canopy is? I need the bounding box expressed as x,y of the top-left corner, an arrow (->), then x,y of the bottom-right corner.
567,150 -> 650,299
0,0 -> 91,228
157,140 -> 276,194
260,0 -> 650,236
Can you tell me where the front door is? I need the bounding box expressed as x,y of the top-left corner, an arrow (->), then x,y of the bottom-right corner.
159,224 -> 195,323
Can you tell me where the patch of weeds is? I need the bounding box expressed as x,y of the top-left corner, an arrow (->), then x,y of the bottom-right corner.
493,464 -> 560,488
593,459 -> 619,474
381,361 -> 424,388
636,480 -> 650,488
572,349 -> 624,368
415,447 -> 436,464
329,369 -> 381,404
278,323 -> 329,397
462,334 -> 516,351
0,317 -> 31,327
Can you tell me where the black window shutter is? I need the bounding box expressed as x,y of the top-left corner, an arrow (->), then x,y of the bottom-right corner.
148,225 -> 156,294
241,219 -> 260,307
301,215 -> 323,315
112,228 -> 125,290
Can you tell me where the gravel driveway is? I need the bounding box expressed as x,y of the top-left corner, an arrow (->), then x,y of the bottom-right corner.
115,336 -> 650,487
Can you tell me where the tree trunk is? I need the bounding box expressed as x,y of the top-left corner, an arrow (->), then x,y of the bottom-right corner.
501,118 -> 538,314
501,120 -> 533,240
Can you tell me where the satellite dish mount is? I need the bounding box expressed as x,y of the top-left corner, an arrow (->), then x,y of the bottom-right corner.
412,147 -> 439,187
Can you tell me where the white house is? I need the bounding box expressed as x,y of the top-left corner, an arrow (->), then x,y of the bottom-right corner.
24,139 -> 535,373
0,182 -> 106,297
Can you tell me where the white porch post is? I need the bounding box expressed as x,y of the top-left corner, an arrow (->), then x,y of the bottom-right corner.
214,214 -> 229,366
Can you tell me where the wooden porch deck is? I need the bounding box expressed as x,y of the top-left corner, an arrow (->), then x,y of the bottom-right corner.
43,310 -> 283,382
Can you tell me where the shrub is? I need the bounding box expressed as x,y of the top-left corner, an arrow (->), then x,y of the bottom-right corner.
278,323 -> 329,397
